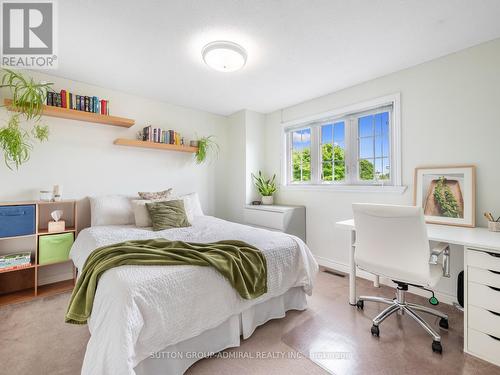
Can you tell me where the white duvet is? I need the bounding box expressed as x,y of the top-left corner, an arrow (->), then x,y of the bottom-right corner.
70,215 -> 318,375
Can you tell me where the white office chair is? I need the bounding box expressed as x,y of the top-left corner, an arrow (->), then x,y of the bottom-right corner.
352,203 -> 450,353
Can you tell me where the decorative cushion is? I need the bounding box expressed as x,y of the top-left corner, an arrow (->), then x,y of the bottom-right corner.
146,200 -> 191,231
131,200 -> 154,227
89,195 -> 135,226
138,189 -> 173,201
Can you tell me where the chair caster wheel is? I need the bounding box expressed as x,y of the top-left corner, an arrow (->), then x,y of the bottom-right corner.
432,340 -> 442,354
371,325 -> 380,337
439,318 -> 449,329
356,300 -> 364,310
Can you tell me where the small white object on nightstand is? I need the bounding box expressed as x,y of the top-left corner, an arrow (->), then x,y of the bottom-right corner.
244,204 -> 306,242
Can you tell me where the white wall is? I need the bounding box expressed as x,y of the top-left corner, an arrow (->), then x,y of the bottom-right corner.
0,72 -> 229,283
263,38 -> 500,302
245,110 -> 266,204
0,71 -> 229,215
224,110 -> 246,223
223,109 -> 267,223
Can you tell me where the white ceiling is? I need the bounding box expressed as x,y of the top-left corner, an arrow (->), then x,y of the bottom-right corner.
54,0 -> 500,115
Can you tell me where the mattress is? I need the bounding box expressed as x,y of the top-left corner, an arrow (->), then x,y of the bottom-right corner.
70,215 -> 318,375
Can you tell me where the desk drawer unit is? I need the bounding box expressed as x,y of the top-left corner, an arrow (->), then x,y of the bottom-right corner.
468,281 -> 500,313
466,248 -> 500,367
468,328 -> 500,365
467,249 -> 500,272
468,267 -> 500,289
468,305 -> 500,338
0,204 -> 36,238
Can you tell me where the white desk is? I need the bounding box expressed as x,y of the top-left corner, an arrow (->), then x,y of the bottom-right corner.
336,218 -> 500,366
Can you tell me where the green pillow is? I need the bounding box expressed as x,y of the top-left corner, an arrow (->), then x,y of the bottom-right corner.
146,200 -> 191,231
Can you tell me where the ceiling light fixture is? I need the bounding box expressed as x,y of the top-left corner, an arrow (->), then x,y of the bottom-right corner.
202,41 -> 247,72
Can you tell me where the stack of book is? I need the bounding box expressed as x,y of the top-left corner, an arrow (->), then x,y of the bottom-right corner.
46,90 -> 110,115
0,252 -> 31,272
142,126 -> 184,145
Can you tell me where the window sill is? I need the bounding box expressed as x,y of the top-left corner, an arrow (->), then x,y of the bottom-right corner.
281,184 -> 407,194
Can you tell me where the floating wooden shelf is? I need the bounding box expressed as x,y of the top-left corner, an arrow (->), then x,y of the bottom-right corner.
4,98 -> 135,128
113,138 -> 198,153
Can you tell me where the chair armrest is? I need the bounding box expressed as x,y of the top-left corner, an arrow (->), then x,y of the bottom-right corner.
432,242 -> 449,254
429,242 -> 451,277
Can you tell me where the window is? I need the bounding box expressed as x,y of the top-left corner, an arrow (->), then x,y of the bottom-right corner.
357,112 -> 390,182
290,128 -> 311,182
283,94 -> 402,190
321,121 -> 345,182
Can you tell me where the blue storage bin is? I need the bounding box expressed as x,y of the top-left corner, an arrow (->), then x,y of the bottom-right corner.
0,205 -> 36,238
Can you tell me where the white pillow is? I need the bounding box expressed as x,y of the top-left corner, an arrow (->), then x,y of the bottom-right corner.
131,199 -> 153,227
178,192 -> 204,220
89,195 -> 135,226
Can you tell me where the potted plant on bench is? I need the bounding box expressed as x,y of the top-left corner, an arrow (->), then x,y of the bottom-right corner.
252,171 -> 277,205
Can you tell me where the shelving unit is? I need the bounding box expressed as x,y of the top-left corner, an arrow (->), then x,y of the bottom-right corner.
0,200 -> 77,306
4,99 -> 135,128
113,138 -> 199,153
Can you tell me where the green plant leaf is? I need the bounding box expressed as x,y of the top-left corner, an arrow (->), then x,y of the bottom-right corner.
195,135 -> 219,164
0,69 -> 53,170
252,170 -> 277,196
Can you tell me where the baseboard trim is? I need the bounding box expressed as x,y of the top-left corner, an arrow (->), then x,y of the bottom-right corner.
315,256 -> 458,306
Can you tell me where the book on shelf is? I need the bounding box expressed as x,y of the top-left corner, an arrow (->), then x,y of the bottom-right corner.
0,252 -> 31,271
143,125 -> 152,141
141,126 -> 184,145
60,90 -> 67,108
43,89 -> 110,115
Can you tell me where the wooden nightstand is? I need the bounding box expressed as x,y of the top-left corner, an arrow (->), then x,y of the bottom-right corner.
243,205 -> 306,242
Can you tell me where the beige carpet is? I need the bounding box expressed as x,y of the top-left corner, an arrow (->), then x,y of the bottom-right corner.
0,286 -> 326,375
2,271 -> 500,375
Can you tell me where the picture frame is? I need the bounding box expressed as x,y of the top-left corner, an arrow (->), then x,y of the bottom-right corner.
414,165 -> 476,227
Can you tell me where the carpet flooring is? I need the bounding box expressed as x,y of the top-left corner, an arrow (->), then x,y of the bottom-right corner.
1,269 -> 500,375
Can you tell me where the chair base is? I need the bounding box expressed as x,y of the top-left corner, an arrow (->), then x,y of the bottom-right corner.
357,285 -> 448,353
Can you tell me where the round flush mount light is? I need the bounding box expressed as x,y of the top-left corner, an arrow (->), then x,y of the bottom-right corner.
202,41 -> 247,72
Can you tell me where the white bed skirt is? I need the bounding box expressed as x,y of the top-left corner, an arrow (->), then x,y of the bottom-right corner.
134,287 -> 308,375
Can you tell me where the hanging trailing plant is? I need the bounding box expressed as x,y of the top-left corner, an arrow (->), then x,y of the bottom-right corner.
0,69 -> 53,170
195,135 -> 219,164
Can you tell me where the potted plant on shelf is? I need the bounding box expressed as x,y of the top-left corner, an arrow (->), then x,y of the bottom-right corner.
194,135 -> 219,164
0,69 -> 52,170
252,171 -> 277,205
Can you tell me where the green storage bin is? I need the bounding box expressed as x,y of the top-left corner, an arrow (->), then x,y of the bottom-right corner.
38,233 -> 74,265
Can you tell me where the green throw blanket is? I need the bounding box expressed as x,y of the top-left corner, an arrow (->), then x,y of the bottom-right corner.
65,239 -> 267,325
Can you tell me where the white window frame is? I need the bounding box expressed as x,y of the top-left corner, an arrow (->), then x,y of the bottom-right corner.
281,93 -> 406,193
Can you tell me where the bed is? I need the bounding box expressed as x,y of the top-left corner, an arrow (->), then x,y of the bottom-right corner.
70,215 -> 318,375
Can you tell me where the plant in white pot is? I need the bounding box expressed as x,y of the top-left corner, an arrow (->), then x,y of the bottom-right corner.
252,171 -> 277,205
